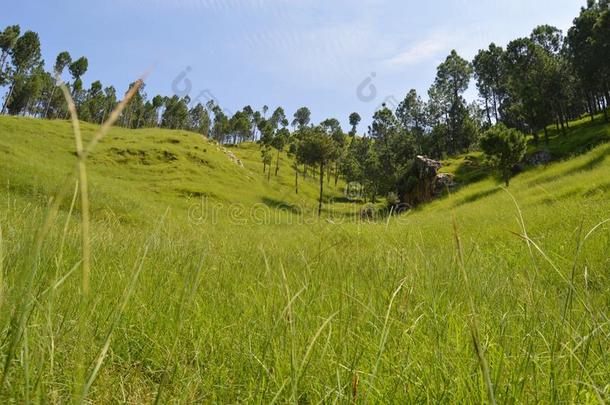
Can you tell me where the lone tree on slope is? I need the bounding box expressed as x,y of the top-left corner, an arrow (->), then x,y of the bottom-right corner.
480,124 -> 527,187
297,126 -> 338,217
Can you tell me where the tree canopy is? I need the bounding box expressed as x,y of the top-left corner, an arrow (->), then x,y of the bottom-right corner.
1,2 -> 609,207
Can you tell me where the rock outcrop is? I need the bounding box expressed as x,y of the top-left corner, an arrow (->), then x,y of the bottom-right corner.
402,156 -> 457,207
360,206 -> 375,221
434,173 -> 457,197
218,146 -> 245,168
525,150 -> 552,166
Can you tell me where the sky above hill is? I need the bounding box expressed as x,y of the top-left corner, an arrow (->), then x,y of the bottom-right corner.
2,0 -> 584,130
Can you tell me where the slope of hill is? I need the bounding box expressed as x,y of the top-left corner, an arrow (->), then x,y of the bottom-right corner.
0,116 -> 609,403
440,114 -> 610,184
0,116 -> 349,223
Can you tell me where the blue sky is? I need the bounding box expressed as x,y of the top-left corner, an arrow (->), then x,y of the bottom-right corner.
2,0 -> 584,129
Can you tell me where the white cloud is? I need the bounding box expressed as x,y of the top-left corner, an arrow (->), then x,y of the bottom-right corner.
384,34 -> 452,68
124,0 -> 295,12
239,22 -> 379,87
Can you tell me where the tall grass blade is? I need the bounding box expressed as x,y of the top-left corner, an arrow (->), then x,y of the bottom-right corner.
291,311 -> 338,401
452,212 -> 497,405
153,257 -> 205,405
59,83 -> 91,297
79,247 -> 149,403
0,225 -> 3,310
366,278 -> 406,401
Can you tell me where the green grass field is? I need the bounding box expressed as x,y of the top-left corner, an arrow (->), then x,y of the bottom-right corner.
0,115 -> 609,403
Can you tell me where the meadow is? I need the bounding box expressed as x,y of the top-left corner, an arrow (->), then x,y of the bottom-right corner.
0,115 -> 609,403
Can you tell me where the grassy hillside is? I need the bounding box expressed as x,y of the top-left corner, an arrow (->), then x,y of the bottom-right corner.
0,116 -> 609,403
0,117 -> 349,223
440,114 -> 610,184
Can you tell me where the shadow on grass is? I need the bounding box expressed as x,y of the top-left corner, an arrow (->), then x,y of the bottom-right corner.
537,187 -> 582,206
447,154 -> 491,184
527,144 -> 609,187
566,148 -> 609,173
262,197 -> 302,214
454,187 -> 502,207
585,181 -> 610,197
542,117 -> 610,158
329,195 -> 364,204
452,118 -> 609,189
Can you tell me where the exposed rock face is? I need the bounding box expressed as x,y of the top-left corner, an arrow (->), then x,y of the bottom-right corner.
414,156 -> 443,178
223,148 -> 245,168
525,150 -> 552,166
434,173 -> 457,197
514,150 -> 552,173
402,156 -> 457,207
360,206 -> 375,221
403,156 -> 442,207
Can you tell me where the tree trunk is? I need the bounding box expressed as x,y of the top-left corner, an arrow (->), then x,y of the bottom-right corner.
485,97 -> 492,126
1,80 -> 17,114
334,162 -> 339,187
0,52 -> 8,74
543,126 -> 549,145
267,165 -> 271,181
600,93 -> 610,122
318,163 -> 324,218
44,86 -> 57,119
587,93 -> 595,122
23,95 -> 33,116
275,149 -> 280,176
294,166 -> 299,194
561,102 -> 569,129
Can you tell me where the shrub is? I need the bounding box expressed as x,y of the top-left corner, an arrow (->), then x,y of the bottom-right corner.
386,192 -> 400,208
480,124 -> 527,187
